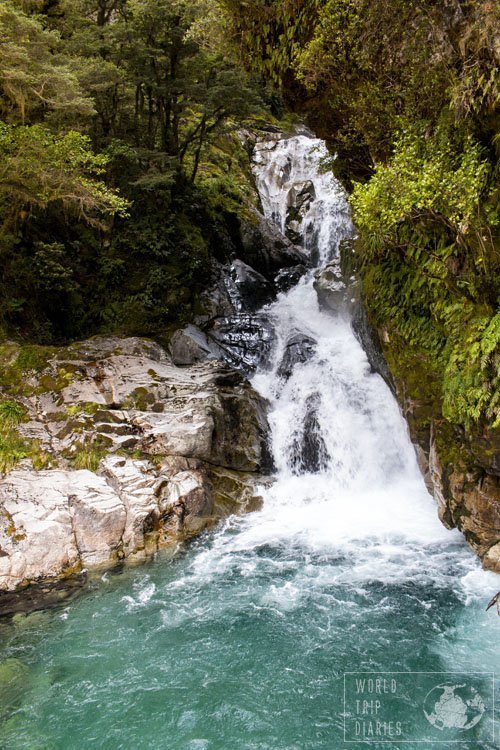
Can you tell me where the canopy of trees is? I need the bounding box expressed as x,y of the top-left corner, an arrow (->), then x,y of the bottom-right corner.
0,0 -> 263,339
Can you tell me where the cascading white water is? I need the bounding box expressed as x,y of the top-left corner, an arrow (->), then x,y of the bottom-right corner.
253,136 -> 352,263
185,133 -> 498,595
239,134 -> 484,585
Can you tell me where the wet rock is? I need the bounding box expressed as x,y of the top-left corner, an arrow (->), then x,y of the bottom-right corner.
227,259 -> 275,312
277,332 -> 317,380
0,575 -> 85,618
291,395 -> 329,475
239,209 -> 308,280
274,264 -> 308,293
314,261 -> 348,312
157,456 -> 215,542
414,443 -> 433,493
209,314 -> 276,375
285,180 -> 316,244
351,305 -> 395,394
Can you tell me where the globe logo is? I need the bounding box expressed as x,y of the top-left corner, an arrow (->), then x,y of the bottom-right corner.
423,683 -> 485,731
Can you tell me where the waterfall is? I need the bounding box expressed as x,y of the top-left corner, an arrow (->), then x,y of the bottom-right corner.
221,133 -> 467,585
184,132 -> 496,592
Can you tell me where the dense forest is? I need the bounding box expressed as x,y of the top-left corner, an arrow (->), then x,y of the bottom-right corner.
0,0 -> 268,341
0,0 -> 498,439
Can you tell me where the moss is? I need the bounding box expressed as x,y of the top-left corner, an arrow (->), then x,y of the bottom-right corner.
83,402 -> 101,415
15,345 -> 55,372
37,374 -> 58,392
432,419 -> 475,473
126,386 -> 155,411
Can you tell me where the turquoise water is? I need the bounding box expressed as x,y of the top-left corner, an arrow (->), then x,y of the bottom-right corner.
0,525 -> 498,749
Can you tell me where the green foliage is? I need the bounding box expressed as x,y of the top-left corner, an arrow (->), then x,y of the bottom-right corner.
0,0 -> 268,342
0,0 -> 94,124
0,400 -> 26,428
0,122 -> 129,227
351,125 -> 491,244
351,122 -> 499,431
0,430 -> 29,473
443,312 -> 500,429
15,345 -> 55,372
72,443 -> 107,472
221,0 -> 322,85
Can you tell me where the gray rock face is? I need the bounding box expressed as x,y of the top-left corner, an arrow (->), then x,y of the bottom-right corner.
226,259 -> 275,312
428,423 -> 500,572
0,337 -> 269,597
351,305 -> 395,394
239,209 -> 308,280
315,253 -> 394,393
0,457 -> 217,591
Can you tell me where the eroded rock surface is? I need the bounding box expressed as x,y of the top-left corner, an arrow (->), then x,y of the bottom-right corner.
0,337 -> 269,597
429,423 -> 500,571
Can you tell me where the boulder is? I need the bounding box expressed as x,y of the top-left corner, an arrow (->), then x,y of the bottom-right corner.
285,180 -> 316,244
209,314 -> 276,375
226,259 -> 275,312
290,395 -> 329,475
239,209 -> 308,280
314,261 -> 348,312
277,332 -> 317,380
274,264 -> 308,293
0,457 -> 217,592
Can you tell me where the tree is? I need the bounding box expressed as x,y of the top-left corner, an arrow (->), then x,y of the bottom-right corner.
0,0 -> 94,125
0,122 -> 129,227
